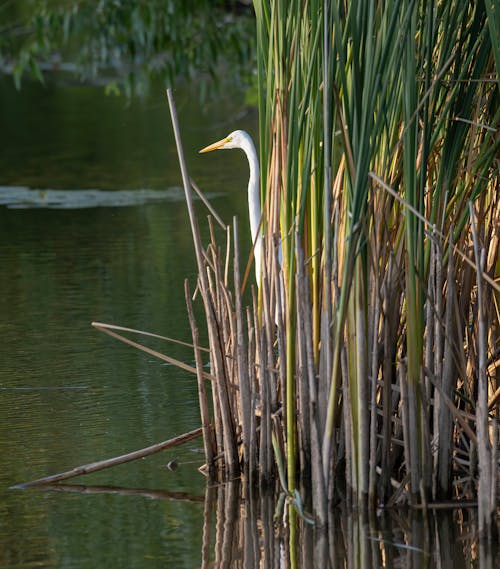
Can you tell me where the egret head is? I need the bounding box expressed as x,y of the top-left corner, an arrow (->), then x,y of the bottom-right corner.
199,130 -> 248,153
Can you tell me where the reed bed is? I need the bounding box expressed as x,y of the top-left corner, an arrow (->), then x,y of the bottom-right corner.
165,0 -> 499,538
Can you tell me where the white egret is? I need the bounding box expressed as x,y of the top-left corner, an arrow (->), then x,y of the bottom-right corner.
199,130 -> 262,285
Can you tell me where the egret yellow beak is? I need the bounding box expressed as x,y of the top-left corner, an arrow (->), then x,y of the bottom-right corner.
199,136 -> 231,153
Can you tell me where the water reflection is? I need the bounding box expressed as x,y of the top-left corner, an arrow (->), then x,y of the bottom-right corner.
21,477 -> 495,568
29,483 -> 205,504
199,480 -> 496,569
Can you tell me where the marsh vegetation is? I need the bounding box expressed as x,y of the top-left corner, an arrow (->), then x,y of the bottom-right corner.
3,0 -> 498,564
168,0 -> 499,544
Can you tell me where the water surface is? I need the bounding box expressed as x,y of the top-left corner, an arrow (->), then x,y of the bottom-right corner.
0,74 -> 257,568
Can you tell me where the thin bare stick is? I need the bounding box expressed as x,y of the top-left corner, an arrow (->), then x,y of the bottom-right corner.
167,88 -> 206,283
437,230 -> 456,498
167,88 -> 239,476
428,374 -> 477,445
14,427 -> 203,488
190,178 -> 227,230
233,217 -> 252,475
92,322 -> 215,382
92,321 -> 209,352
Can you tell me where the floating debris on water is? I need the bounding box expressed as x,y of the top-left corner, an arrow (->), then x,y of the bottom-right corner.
0,186 -> 222,209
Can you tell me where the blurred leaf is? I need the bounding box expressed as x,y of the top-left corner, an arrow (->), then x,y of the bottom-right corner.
0,0 -> 255,98
28,55 -> 44,84
104,80 -> 121,96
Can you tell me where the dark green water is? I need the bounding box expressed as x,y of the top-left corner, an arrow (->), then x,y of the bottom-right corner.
0,74 -> 257,568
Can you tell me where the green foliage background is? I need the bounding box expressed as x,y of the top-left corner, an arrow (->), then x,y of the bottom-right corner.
0,0 -> 256,96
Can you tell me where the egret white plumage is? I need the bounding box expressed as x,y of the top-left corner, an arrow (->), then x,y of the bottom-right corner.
199,130 -> 262,285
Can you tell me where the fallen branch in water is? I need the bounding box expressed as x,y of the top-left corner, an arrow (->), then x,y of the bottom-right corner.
13,427 -> 203,489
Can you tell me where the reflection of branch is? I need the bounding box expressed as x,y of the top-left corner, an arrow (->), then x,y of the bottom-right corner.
29,483 -> 204,503
13,427 -> 203,488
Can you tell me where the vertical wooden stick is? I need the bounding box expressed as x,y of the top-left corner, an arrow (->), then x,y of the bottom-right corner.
233,217 -> 252,478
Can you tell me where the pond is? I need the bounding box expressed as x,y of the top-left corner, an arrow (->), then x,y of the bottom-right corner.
0,76 -> 496,568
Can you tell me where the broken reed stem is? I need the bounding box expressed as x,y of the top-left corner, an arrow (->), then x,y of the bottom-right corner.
437,229 -> 456,499
185,279 -> 216,474
432,238 -> 443,499
167,88 -> 205,275
92,321 -> 210,352
296,236 -> 327,525
368,274 -> 380,506
469,202 -> 494,538
233,217 -> 252,479
92,322 -> 216,381
190,177 -> 226,230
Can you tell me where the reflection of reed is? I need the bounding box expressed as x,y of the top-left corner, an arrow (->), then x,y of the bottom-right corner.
201,484 -> 216,569
201,483 -> 491,569
201,480 -> 284,569
29,480 -> 496,567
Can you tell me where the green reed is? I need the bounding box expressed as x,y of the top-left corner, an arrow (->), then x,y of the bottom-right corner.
252,0 -> 498,532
